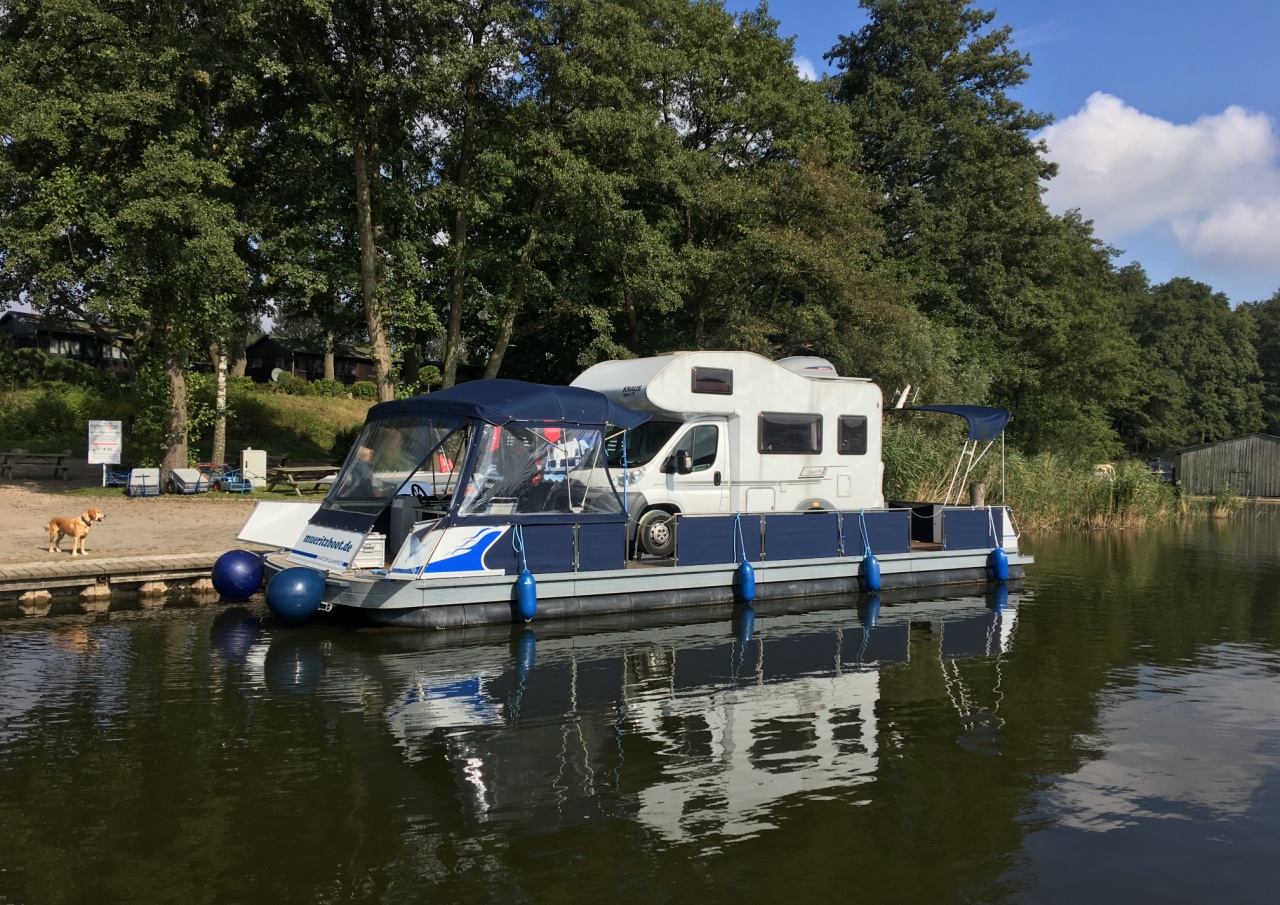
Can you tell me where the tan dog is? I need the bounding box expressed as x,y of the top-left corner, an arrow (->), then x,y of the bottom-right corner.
47,508 -> 105,556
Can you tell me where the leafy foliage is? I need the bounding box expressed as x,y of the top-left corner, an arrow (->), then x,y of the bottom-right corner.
2,0 -> 1279,469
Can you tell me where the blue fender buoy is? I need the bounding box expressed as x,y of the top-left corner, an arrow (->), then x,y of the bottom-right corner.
858,594 -> 881,630
209,607 -> 262,661
265,567 -> 327,622
516,568 -> 537,622
987,547 -> 1010,583
733,605 -> 755,644
264,638 -> 323,694
988,583 -> 1009,613
734,560 -> 756,605
860,553 -> 882,593
212,550 -> 264,601
516,628 -> 537,680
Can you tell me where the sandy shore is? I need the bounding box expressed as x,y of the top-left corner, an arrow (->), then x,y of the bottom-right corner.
0,466 -> 260,565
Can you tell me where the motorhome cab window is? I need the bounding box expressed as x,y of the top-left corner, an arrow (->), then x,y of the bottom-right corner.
605,421 -> 681,467
838,415 -> 868,455
758,413 -> 822,454
691,367 -> 733,395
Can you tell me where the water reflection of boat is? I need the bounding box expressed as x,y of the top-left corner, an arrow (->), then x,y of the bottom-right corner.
248,587 -> 1021,842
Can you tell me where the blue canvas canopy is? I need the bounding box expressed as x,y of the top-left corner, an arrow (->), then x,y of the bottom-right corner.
903,405 -> 1011,442
365,379 -> 651,430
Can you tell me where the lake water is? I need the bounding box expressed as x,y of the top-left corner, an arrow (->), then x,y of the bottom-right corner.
4,507 -> 1280,904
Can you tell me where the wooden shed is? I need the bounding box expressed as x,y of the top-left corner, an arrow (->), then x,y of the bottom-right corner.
1175,433 -> 1280,497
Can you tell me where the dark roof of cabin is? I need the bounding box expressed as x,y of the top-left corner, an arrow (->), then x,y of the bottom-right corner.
367,378 -> 650,429
0,310 -> 132,340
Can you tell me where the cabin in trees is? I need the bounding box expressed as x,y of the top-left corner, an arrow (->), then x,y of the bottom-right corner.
0,310 -> 132,370
1175,433 -> 1280,498
244,335 -> 383,385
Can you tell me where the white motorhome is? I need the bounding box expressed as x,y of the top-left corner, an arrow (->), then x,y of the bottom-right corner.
572,351 -> 883,557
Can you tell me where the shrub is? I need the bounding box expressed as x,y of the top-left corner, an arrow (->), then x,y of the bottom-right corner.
311,378 -> 346,398
330,423 -> 361,463
350,380 -> 377,400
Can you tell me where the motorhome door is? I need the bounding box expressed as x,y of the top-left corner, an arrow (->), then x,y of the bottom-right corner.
665,422 -> 729,512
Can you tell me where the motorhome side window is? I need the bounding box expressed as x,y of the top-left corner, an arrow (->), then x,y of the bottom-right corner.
838,415 -> 868,455
691,367 -> 733,395
758,413 -> 822,454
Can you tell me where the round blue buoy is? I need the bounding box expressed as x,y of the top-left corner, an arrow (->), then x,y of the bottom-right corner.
859,594 -> 881,630
264,637 -> 324,694
734,560 -> 756,605
988,583 -> 1009,613
516,568 -> 537,622
265,567 -> 327,622
733,605 -> 755,644
516,629 -> 537,680
987,547 -> 1010,583
209,607 -> 262,661
860,553 -> 882,593
212,550 -> 264,601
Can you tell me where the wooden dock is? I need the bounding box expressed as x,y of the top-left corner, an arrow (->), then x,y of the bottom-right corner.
0,552 -> 246,617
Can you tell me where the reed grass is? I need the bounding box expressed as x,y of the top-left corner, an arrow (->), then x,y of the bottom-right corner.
882,422 -> 1210,530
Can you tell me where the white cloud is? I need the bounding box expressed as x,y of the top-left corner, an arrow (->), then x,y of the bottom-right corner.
1172,198 -> 1280,269
793,55 -> 817,82
1040,92 -> 1280,272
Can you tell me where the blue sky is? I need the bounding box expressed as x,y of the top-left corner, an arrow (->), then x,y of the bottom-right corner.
729,0 -> 1280,306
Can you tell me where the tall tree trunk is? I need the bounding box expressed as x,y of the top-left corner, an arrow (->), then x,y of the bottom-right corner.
323,329 -> 336,381
484,190 -> 545,379
229,318 -> 249,377
621,261 -> 639,351
210,342 -> 228,467
353,135 -> 395,402
441,80 -> 479,389
161,354 -> 188,486
402,343 -> 421,387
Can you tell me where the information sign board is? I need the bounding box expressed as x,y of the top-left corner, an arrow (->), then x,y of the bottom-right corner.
87,420 -> 123,466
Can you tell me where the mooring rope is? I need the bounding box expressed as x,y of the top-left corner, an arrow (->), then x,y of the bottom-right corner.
512,523 -> 529,571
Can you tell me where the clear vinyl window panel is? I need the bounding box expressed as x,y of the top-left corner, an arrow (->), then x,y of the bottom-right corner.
460,424 -> 622,516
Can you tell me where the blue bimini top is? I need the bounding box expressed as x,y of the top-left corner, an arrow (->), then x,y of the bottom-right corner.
364,379 -> 651,430
903,405 -> 1011,442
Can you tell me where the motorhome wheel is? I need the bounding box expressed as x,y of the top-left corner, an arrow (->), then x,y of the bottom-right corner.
638,510 -> 676,558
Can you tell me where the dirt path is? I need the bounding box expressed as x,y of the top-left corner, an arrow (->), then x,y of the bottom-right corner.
0,465 -> 260,564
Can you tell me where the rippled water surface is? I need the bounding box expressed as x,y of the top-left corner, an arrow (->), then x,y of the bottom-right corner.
5,508 -> 1280,904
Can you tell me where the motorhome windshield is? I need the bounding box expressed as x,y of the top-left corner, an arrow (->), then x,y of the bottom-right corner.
326,415 -> 467,513
604,420 -> 681,468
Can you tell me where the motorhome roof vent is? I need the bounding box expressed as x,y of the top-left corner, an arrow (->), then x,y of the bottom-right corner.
776,356 -> 840,379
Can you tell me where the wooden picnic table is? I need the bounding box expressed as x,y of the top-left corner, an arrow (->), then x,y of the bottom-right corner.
266,465 -> 338,496
0,451 -> 70,480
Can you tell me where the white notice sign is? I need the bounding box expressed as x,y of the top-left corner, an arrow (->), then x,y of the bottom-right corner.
87,420 -> 123,465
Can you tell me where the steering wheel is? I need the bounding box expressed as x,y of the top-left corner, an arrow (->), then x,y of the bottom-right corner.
411,483 -> 430,508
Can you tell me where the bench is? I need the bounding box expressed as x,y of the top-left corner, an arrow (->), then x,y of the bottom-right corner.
266,465 -> 338,496
0,450 -> 70,480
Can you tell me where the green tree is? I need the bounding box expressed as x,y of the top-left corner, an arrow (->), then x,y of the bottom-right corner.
1241,290 -> 1280,435
1123,278 -> 1264,454
0,0 -> 256,473
827,0 -> 1076,438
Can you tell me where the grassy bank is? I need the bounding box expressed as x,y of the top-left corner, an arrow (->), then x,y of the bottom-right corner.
0,380 -> 372,465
